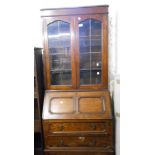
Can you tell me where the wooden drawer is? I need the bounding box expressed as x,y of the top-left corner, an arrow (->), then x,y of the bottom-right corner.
47,122 -> 112,134
45,136 -> 112,148
44,149 -> 114,155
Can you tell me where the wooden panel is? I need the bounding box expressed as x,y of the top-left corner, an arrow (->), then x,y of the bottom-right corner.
45,136 -> 112,148
41,6 -> 109,17
43,90 -> 112,119
102,15 -> 108,88
79,97 -> 104,113
50,97 -> 75,114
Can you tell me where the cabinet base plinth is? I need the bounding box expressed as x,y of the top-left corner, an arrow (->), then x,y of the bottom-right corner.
44,148 -> 114,155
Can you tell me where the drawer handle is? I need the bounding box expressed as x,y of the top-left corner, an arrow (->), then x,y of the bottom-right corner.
90,124 -> 96,130
59,140 -> 64,146
78,137 -> 85,142
89,140 -> 96,146
59,125 -> 64,131
102,129 -> 108,135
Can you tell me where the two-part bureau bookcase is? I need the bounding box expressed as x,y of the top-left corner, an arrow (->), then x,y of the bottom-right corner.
40,5 -> 115,155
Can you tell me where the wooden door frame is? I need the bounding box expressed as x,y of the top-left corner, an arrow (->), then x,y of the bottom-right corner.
43,16 -> 77,90
74,14 -> 108,90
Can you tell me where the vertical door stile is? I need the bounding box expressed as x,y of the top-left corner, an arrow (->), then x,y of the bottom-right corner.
75,16 -> 80,88
102,15 -> 108,88
71,17 -> 77,89
44,19 -> 51,89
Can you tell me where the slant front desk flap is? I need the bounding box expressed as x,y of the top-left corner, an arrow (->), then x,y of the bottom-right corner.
43,90 -> 112,120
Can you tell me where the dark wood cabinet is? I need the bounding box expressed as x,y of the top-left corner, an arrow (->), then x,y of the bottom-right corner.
34,48 -> 44,155
41,5 -> 114,155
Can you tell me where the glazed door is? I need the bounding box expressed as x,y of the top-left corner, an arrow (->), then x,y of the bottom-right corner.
75,15 -> 108,89
43,16 -> 76,89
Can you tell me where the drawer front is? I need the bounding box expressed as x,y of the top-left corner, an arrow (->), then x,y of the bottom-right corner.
47,122 -> 112,134
44,152 -> 114,155
45,136 -> 112,148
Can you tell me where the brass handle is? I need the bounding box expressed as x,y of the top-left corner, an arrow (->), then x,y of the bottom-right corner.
78,137 -> 85,142
59,125 -> 64,131
102,129 -> 108,135
90,124 -> 96,130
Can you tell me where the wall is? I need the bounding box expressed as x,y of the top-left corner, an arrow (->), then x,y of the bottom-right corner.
34,1 -> 120,155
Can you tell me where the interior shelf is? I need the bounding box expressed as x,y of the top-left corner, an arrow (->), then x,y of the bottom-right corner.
79,35 -> 101,37
80,51 -> 101,54
80,68 -> 101,71
49,52 -> 70,56
51,69 -> 72,72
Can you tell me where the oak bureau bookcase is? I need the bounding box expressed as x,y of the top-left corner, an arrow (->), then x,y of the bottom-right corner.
41,5 -> 115,155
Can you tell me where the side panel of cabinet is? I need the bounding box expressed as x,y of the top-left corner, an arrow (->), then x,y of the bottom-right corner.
43,16 -> 76,90
74,14 -> 108,89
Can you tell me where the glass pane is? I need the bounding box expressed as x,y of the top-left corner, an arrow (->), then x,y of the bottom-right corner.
51,71 -> 71,85
91,53 -> 101,69
91,20 -> 101,36
79,20 -> 90,36
49,54 -> 71,70
91,70 -> 101,84
80,53 -> 90,69
79,19 -> 102,85
91,35 -> 102,52
48,21 -> 71,85
80,70 -> 91,84
79,37 -> 90,53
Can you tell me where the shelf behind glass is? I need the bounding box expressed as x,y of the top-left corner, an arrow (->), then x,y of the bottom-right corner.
80,53 -> 101,69
80,69 -> 101,85
49,54 -> 71,71
50,71 -> 72,85
48,20 -> 72,86
79,35 -> 101,37
48,38 -> 70,49
80,68 -> 101,71
51,69 -> 72,72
